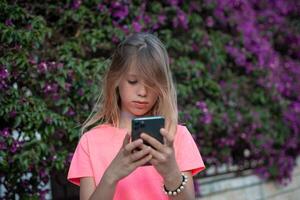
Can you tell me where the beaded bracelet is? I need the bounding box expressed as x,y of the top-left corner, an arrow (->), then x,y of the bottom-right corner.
163,173 -> 188,196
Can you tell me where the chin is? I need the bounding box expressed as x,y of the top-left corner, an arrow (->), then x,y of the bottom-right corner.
132,110 -> 150,116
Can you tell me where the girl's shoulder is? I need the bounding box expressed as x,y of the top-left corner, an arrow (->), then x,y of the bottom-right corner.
174,124 -> 194,139
176,124 -> 189,133
81,123 -> 116,140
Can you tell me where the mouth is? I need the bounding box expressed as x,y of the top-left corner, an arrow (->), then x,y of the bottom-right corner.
132,101 -> 149,109
133,101 -> 149,104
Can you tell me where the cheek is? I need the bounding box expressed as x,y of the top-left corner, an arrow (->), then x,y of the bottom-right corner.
149,93 -> 159,104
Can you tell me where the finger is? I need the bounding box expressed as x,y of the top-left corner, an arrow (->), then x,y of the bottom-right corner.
122,133 -> 131,148
140,133 -> 164,151
124,138 -> 143,155
132,143 -> 148,153
160,128 -> 174,147
148,147 -> 166,161
132,154 -> 153,168
130,145 -> 151,162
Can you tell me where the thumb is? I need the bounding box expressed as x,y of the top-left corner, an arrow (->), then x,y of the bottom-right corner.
122,133 -> 131,148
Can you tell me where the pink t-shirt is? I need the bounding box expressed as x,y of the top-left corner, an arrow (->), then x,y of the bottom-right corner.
67,124 -> 205,199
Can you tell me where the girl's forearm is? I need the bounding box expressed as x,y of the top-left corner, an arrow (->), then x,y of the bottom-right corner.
89,172 -> 118,200
164,170 -> 195,200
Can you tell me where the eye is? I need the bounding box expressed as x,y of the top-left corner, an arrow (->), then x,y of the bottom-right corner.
128,80 -> 138,84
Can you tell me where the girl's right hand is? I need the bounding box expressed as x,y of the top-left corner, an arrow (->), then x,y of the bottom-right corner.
104,133 -> 152,182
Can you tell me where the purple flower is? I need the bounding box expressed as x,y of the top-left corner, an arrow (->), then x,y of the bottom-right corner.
64,82 -> 72,92
29,55 -> 37,65
87,79 -> 93,85
97,3 -> 106,12
5,19 -> 13,26
192,43 -> 199,52
37,62 -> 48,74
202,113 -> 213,124
45,117 -> 53,124
143,15 -> 152,24
9,110 -> 17,118
0,67 -> 9,90
67,70 -> 75,80
10,140 -> 22,153
158,15 -> 166,25
132,21 -> 142,32
167,0 -> 180,6
67,153 -> 74,164
51,93 -> 60,101
77,88 -> 84,96
112,35 -> 119,44
225,45 -> 247,66
0,67 -> 9,79
71,0 -> 82,10
290,102 -> 300,113
66,107 -> 76,116
39,169 -> 49,184
1,128 -> 10,138
43,82 -> 58,93
206,16 -> 215,27
57,62 -> 64,69
255,167 -> 270,180
196,101 -> 207,110
184,113 -> 192,120
189,1 -> 201,12
110,2 -> 129,21
173,9 -> 188,30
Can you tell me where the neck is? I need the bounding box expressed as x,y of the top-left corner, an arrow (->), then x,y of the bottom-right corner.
119,110 -> 135,133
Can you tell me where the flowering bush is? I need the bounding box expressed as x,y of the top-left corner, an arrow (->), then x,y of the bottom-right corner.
0,0 -> 299,198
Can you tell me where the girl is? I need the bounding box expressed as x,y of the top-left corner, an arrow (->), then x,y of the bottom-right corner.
67,32 -> 205,200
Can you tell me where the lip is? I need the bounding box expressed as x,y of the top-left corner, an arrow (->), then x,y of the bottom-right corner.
133,101 -> 149,104
132,101 -> 149,109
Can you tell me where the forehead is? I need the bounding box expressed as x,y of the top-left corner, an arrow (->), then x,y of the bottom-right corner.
124,64 -> 139,76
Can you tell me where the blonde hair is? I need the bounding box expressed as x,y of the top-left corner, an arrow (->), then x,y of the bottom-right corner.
81,32 -> 178,136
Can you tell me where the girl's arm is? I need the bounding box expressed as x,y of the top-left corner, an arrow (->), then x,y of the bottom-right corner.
140,130 -> 197,200
80,172 -> 118,200
164,171 -> 195,200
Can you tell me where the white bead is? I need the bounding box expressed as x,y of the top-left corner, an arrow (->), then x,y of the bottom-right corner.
177,188 -> 181,192
173,191 -> 177,195
182,182 -> 186,185
165,191 -> 168,195
180,185 -> 184,189
168,191 -> 172,195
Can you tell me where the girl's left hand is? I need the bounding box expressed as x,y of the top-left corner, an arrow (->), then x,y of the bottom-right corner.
140,128 -> 179,180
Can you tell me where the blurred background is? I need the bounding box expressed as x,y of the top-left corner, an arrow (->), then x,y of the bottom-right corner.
1,0 -> 300,199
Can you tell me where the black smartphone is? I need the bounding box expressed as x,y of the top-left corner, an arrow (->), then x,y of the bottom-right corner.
131,116 -> 165,147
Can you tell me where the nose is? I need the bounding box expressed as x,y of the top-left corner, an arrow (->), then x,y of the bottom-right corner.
137,84 -> 147,97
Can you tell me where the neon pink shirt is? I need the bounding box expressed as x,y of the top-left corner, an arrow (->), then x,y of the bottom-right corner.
67,124 -> 205,199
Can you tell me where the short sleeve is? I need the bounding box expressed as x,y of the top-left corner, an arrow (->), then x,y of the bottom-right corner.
67,135 -> 93,186
175,126 -> 205,176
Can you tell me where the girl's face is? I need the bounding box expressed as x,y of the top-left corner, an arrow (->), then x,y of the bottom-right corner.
118,67 -> 158,117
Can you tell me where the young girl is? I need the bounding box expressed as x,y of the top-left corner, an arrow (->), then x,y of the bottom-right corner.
67,32 -> 205,200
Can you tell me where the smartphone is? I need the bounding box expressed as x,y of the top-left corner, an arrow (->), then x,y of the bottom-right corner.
131,116 -> 165,147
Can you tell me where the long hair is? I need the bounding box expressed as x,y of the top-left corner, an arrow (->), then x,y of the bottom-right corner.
80,32 -> 178,136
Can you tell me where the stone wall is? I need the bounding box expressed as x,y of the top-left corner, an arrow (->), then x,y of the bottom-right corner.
196,158 -> 300,200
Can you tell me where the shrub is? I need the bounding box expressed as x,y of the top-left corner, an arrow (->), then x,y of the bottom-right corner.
1,0 -> 299,198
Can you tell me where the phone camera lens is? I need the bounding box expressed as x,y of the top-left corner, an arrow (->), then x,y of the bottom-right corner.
140,121 -> 145,128
134,122 -> 139,130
